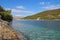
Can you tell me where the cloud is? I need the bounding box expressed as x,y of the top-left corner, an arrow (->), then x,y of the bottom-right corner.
40,2 -> 45,5
5,8 -> 33,14
16,6 -> 25,9
42,5 -> 60,10
11,9 -> 33,13
39,2 -> 50,5
6,6 -> 33,14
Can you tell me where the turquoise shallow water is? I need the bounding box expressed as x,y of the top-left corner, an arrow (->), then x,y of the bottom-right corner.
10,20 -> 60,40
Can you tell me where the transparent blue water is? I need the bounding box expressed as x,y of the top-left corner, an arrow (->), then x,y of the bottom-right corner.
11,20 -> 60,40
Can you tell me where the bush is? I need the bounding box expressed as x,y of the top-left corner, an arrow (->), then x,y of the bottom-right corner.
0,6 -> 13,22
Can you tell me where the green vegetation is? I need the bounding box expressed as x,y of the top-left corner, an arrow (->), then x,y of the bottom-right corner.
0,6 -> 13,21
23,9 -> 60,20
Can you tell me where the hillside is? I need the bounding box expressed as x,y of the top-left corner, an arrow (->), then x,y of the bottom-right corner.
23,9 -> 60,20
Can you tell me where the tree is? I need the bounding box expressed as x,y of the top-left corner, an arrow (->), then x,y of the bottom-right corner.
0,6 -> 4,12
0,6 -> 13,22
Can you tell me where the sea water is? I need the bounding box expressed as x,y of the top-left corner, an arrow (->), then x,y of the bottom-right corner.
10,20 -> 60,40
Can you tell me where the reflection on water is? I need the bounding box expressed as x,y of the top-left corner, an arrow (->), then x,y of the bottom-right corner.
10,20 -> 60,40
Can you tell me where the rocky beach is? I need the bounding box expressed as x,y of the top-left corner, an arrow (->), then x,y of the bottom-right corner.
0,20 -> 27,40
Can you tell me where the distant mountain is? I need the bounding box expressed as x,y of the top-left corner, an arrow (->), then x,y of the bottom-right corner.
13,16 -> 24,20
23,9 -> 60,20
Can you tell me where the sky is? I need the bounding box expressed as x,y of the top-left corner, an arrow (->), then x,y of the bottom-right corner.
0,0 -> 60,17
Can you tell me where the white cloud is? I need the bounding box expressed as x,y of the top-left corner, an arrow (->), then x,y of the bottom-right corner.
42,5 -> 60,10
11,9 -> 33,13
16,6 -> 25,9
5,8 -> 33,13
40,2 -> 45,5
39,2 -> 50,5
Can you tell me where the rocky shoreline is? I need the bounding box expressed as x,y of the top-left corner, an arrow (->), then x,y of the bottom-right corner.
0,20 -> 27,40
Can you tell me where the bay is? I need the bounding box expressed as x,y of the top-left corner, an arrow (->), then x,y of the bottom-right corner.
10,20 -> 60,40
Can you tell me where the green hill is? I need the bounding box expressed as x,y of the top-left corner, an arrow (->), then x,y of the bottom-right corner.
23,9 -> 60,20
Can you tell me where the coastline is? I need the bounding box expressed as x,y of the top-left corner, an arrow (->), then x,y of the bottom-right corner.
0,20 -> 27,40
17,19 -> 60,21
